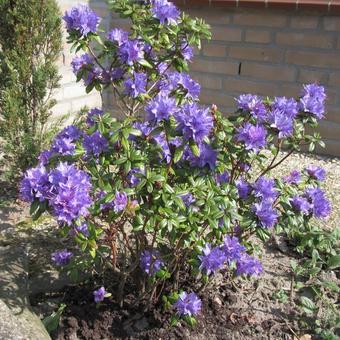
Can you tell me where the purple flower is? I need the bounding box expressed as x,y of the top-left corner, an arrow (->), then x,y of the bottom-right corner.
82,66 -> 101,86
239,163 -> 251,172
153,132 -> 172,163
223,236 -> 246,263
180,193 -> 196,207
187,143 -> 217,170
157,62 -> 168,74
51,249 -> 73,266
305,187 -> 331,218
97,190 -> 115,211
127,168 -> 143,187
119,39 -> 144,65
267,109 -> 294,139
124,72 -> 147,98
300,83 -> 326,119
174,292 -> 202,317
236,94 -> 267,122
113,191 -> 128,212
305,165 -> 326,181
107,28 -> 128,45
140,250 -> 163,275
86,108 -> 104,126
63,5 -> 100,36
151,0 -> 180,25
253,176 -> 278,201
236,177 -> 251,199
272,97 -> 298,118
291,196 -> 311,214
216,171 -> 230,185
181,42 -> 194,61
133,121 -> 153,136
49,162 -> 92,225
83,131 -> 108,157
178,73 -> 200,99
236,123 -> 267,152
175,103 -> 213,144
75,222 -> 90,237
284,170 -> 301,185
253,200 -> 278,228
38,150 -> 53,166
71,53 -> 93,74
198,244 -> 226,275
51,125 -> 82,156
93,287 -> 106,303
146,92 -> 177,121
236,253 -> 263,276
20,165 -> 50,202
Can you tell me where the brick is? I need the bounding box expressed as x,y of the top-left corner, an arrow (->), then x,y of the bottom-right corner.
326,106 -> 340,124
298,69 -> 328,84
316,120 -> 340,141
211,26 -> 242,42
191,73 -> 223,90
186,9 -> 230,25
52,101 -> 72,118
200,90 -> 235,107
329,73 -> 340,86
290,16 -> 319,29
229,46 -> 282,63
245,30 -> 271,43
241,62 -> 296,82
52,88 -> 64,102
323,17 -> 340,31
63,83 -> 87,100
285,50 -> 340,69
223,78 -> 279,97
191,58 -> 239,75
71,93 -> 102,112
276,32 -> 334,49
202,43 -> 226,57
232,12 -> 288,27
279,83 -> 305,98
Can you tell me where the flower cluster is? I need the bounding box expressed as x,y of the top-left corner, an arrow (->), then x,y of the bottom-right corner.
292,187 -> 331,218
63,4 -> 100,37
51,249 -> 73,266
140,250 -> 164,275
300,84 -> 326,119
93,286 -> 107,303
199,236 -> 262,277
21,162 -> 92,225
174,292 -> 202,317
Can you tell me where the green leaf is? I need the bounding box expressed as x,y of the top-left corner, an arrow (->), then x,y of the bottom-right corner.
173,146 -> 184,163
138,59 -> 153,69
189,139 -> 200,157
300,296 -> 316,314
42,304 -> 66,334
327,255 -> 340,269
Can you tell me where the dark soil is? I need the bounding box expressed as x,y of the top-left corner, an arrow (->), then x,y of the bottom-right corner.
31,243 -> 301,340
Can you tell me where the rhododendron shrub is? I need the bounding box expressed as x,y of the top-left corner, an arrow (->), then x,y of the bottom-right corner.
20,0 -> 331,324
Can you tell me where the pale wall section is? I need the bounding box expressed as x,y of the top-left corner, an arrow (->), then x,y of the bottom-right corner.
53,0 -> 111,120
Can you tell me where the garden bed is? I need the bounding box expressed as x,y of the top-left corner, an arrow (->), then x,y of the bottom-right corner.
1,150 -> 339,340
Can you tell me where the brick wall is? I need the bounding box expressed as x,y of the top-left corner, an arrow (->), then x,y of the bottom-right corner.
56,1 -> 340,157
183,6 -> 340,157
